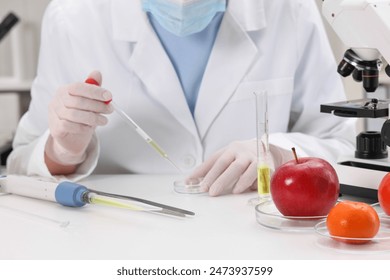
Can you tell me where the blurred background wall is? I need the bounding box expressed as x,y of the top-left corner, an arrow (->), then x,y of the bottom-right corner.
0,0 -> 51,155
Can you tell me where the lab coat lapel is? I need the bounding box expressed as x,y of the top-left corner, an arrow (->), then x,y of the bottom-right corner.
112,0 -> 197,137
112,0 -> 265,140
194,10 -> 261,139
128,26 -> 197,136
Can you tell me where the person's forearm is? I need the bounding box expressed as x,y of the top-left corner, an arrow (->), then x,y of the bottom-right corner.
44,152 -> 78,175
44,135 -> 86,175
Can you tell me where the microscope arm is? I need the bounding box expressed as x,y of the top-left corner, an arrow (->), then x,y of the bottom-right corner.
323,0 -> 390,62
322,0 -> 390,92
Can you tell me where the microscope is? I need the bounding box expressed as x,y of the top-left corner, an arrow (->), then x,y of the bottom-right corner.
321,0 -> 390,199
0,12 -> 19,42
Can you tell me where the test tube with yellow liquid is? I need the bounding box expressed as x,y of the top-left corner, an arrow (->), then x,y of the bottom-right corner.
248,91 -> 272,206
257,164 -> 271,196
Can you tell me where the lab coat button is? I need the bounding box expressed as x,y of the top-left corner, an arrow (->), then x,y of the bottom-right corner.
182,155 -> 196,168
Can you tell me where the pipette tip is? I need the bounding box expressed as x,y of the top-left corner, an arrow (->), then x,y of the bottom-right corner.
166,157 -> 183,174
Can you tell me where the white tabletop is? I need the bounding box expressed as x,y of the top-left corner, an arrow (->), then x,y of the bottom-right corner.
0,174 -> 389,260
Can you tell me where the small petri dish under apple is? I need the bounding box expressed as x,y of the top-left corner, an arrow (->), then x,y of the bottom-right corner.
314,204 -> 390,254
173,177 -> 207,194
255,200 -> 327,232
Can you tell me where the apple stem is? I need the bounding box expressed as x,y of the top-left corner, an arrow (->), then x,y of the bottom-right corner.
292,147 -> 299,164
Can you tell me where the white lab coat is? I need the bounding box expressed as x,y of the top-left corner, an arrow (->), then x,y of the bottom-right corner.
7,0 -> 356,181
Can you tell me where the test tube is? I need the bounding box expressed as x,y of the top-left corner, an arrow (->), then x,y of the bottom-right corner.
255,91 -> 271,198
248,91 -> 272,206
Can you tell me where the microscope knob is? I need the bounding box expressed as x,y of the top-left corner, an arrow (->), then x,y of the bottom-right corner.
355,131 -> 387,159
381,120 -> 390,147
386,65 -> 390,78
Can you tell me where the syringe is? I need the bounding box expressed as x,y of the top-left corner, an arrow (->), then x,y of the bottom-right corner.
85,78 -> 182,173
0,175 -> 194,217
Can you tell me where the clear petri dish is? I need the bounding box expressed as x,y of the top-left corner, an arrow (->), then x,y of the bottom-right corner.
173,177 -> 206,194
248,195 -> 272,207
255,200 -> 326,232
314,214 -> 390,254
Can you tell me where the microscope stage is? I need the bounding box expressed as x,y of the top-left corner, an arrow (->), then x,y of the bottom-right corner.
321,98 -> 389,118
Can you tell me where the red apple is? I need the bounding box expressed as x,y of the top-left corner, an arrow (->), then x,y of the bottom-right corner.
270,155 -> 339,217
378,172 -> 390,215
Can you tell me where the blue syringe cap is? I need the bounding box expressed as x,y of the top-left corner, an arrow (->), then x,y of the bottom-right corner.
55,182 -> 88,207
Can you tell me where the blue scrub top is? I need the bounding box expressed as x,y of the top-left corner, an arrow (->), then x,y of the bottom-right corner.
148,12 -> 224,115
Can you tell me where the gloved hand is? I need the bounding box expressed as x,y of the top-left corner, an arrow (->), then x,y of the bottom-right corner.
187,140 -> 296,196
188,140 -> 259,196
269,143 -> 296,168
45,71 -> 113,171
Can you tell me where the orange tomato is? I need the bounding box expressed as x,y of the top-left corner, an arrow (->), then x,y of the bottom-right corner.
326,201 -> 380,244
378,172 -> 390,215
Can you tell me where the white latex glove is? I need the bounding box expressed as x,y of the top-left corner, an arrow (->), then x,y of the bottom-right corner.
188,140 -> 297,196
188,140 -> 259,196
45,71 -> 113,166
268,143 -> 296,168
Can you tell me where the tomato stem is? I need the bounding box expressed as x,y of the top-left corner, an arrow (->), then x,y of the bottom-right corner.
292,147 -> 299,164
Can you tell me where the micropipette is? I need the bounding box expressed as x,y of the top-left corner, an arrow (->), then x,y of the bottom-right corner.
85,78 -> 182,173
0,175 -> 194,217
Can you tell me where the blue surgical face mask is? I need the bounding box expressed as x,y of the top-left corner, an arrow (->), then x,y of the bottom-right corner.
142,0 -> 226,37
